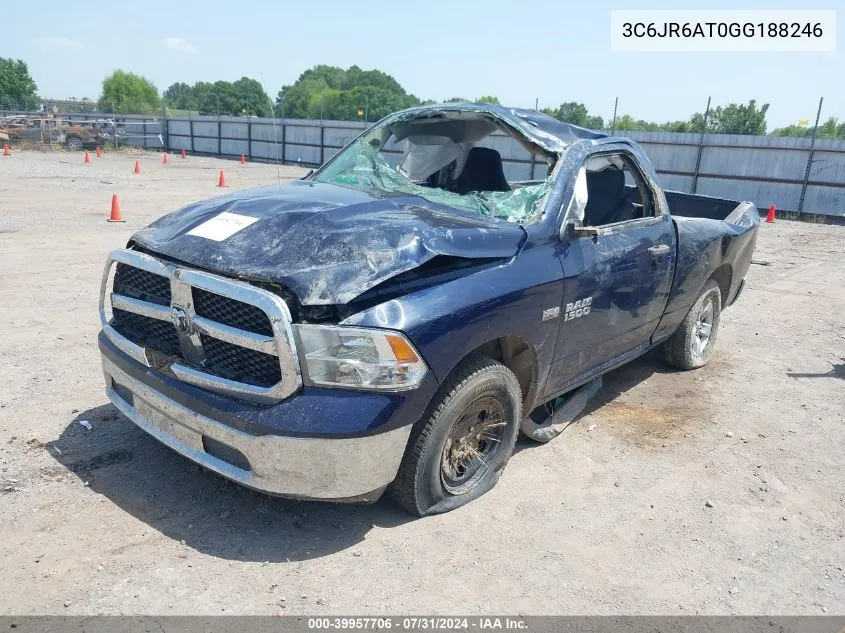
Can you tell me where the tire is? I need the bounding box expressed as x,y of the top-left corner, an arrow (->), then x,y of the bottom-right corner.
388,355 -> 522,516
65,136 -> 83,151
662,280 -> 722,370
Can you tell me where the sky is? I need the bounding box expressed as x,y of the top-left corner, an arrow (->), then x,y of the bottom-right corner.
5,0 -> 843,128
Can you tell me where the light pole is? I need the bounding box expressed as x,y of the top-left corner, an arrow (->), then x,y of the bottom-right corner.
278,91 -> 286,164
111,102 -> 118,150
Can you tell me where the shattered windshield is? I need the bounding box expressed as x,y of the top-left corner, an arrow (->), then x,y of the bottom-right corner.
313,130 -> 552,225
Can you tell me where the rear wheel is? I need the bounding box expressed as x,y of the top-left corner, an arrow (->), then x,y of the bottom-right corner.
662,279 -> 722,370
388,355 -> 521,516
65,136 -> 83,151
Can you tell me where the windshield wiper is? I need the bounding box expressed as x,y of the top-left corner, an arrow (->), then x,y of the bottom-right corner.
368,154 -> 386,190
473,192 -> 495,216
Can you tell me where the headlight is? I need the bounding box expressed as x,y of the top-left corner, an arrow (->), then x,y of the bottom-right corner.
294,324 -> 427,390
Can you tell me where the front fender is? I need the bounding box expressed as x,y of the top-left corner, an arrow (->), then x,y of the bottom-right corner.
342,242 -> 564,397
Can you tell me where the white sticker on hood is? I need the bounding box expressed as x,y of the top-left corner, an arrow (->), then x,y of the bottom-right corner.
187,212 -> 259,241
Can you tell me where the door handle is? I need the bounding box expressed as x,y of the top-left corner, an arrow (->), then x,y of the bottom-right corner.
648,244 -> 671,257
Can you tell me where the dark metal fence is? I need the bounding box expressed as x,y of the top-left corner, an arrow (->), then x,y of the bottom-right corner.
3,109 -> 844,218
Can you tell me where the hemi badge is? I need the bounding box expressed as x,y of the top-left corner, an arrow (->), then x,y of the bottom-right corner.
542,307 -> 560,322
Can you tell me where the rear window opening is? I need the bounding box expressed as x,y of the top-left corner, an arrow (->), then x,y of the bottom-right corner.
581,154 -> 655,227
312,110 -> 557,225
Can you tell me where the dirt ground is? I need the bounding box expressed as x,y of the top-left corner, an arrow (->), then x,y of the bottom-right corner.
0,149 -> 843,616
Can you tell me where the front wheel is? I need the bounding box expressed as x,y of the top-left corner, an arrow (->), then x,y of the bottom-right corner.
662,279 -> 722,370
388,355 -> 521,516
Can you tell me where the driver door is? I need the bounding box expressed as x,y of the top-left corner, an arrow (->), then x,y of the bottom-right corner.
543,150 -> 676,397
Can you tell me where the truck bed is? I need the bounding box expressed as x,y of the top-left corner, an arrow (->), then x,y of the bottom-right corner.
664,189 -> 747,222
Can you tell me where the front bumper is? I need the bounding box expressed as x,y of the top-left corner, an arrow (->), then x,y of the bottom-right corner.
100,338 -> 426,502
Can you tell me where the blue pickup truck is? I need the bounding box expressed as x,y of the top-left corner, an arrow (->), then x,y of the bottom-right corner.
98,103 -> 759,515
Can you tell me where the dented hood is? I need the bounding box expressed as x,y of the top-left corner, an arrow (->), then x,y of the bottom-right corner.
131,180 -> 526,305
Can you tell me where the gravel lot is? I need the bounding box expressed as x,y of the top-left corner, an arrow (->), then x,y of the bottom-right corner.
0,149 -> 843,615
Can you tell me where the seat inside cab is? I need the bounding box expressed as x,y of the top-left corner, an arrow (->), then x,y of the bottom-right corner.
582,154 -> 652,226
386,113 -> 550,195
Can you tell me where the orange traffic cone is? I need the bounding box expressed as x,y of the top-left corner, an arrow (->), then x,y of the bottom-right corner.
162,153 -> 169,165
240,153 -> 246,165
181,149 -> 186,159
108,194 -> 125,222
217,170 -> 227,187
133,160 -> 141,175
2,144 -> 10,156
765,204 -> 776,223
96,146 -> 102,158
84,150 -> 91,164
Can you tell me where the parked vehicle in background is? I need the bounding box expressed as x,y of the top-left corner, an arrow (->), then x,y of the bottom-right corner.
0,116 -> 65,146
0,115 -> 124,150
97,103 -> 760,516
63,119 -> 125,151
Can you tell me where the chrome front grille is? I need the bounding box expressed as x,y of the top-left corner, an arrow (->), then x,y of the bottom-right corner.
192,288 -> 273,336
100,249 -> 301,403
114,263 -> 171,305
112,307 -> 182,356
199,335 -> 281,387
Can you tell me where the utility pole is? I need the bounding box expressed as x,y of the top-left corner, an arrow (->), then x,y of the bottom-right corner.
112,103 -> 118,150
691,96 -> 712,194
798,97 -> 824,215
610,97 -> 618,134
320,96 -> 325,165
279,92 -> 286,164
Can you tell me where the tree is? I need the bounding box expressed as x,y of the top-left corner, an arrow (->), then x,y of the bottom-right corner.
661,120 -> 695,133
475,96 -> 500,104
771,117 -> 844,139
650,100 -> 770,135
275,65 -> 420,121
0,58 -> 39,110
163,78 -> 271,116
232,77 -> 272,117
606,100 -> 769,135
770,124 -> 808,137
99,71 -> 160,114
543,102 -> 604,130
556,102 -> 590,126
613,114 -> 662,132
708,100 -> 769,135
276,76 -> 330,118
818,117 -> 845,139
163,82 -> 194,110
190,81 -> 216,114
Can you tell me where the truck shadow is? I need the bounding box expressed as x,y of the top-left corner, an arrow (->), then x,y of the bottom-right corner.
576,348 -> 671,415
47,405 -> 413,563
47,351 -> 668,562
515,348 -> 671,453
787,358 -> 845,380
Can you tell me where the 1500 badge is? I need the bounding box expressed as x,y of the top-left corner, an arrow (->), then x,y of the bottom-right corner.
564,297 -> 592,321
